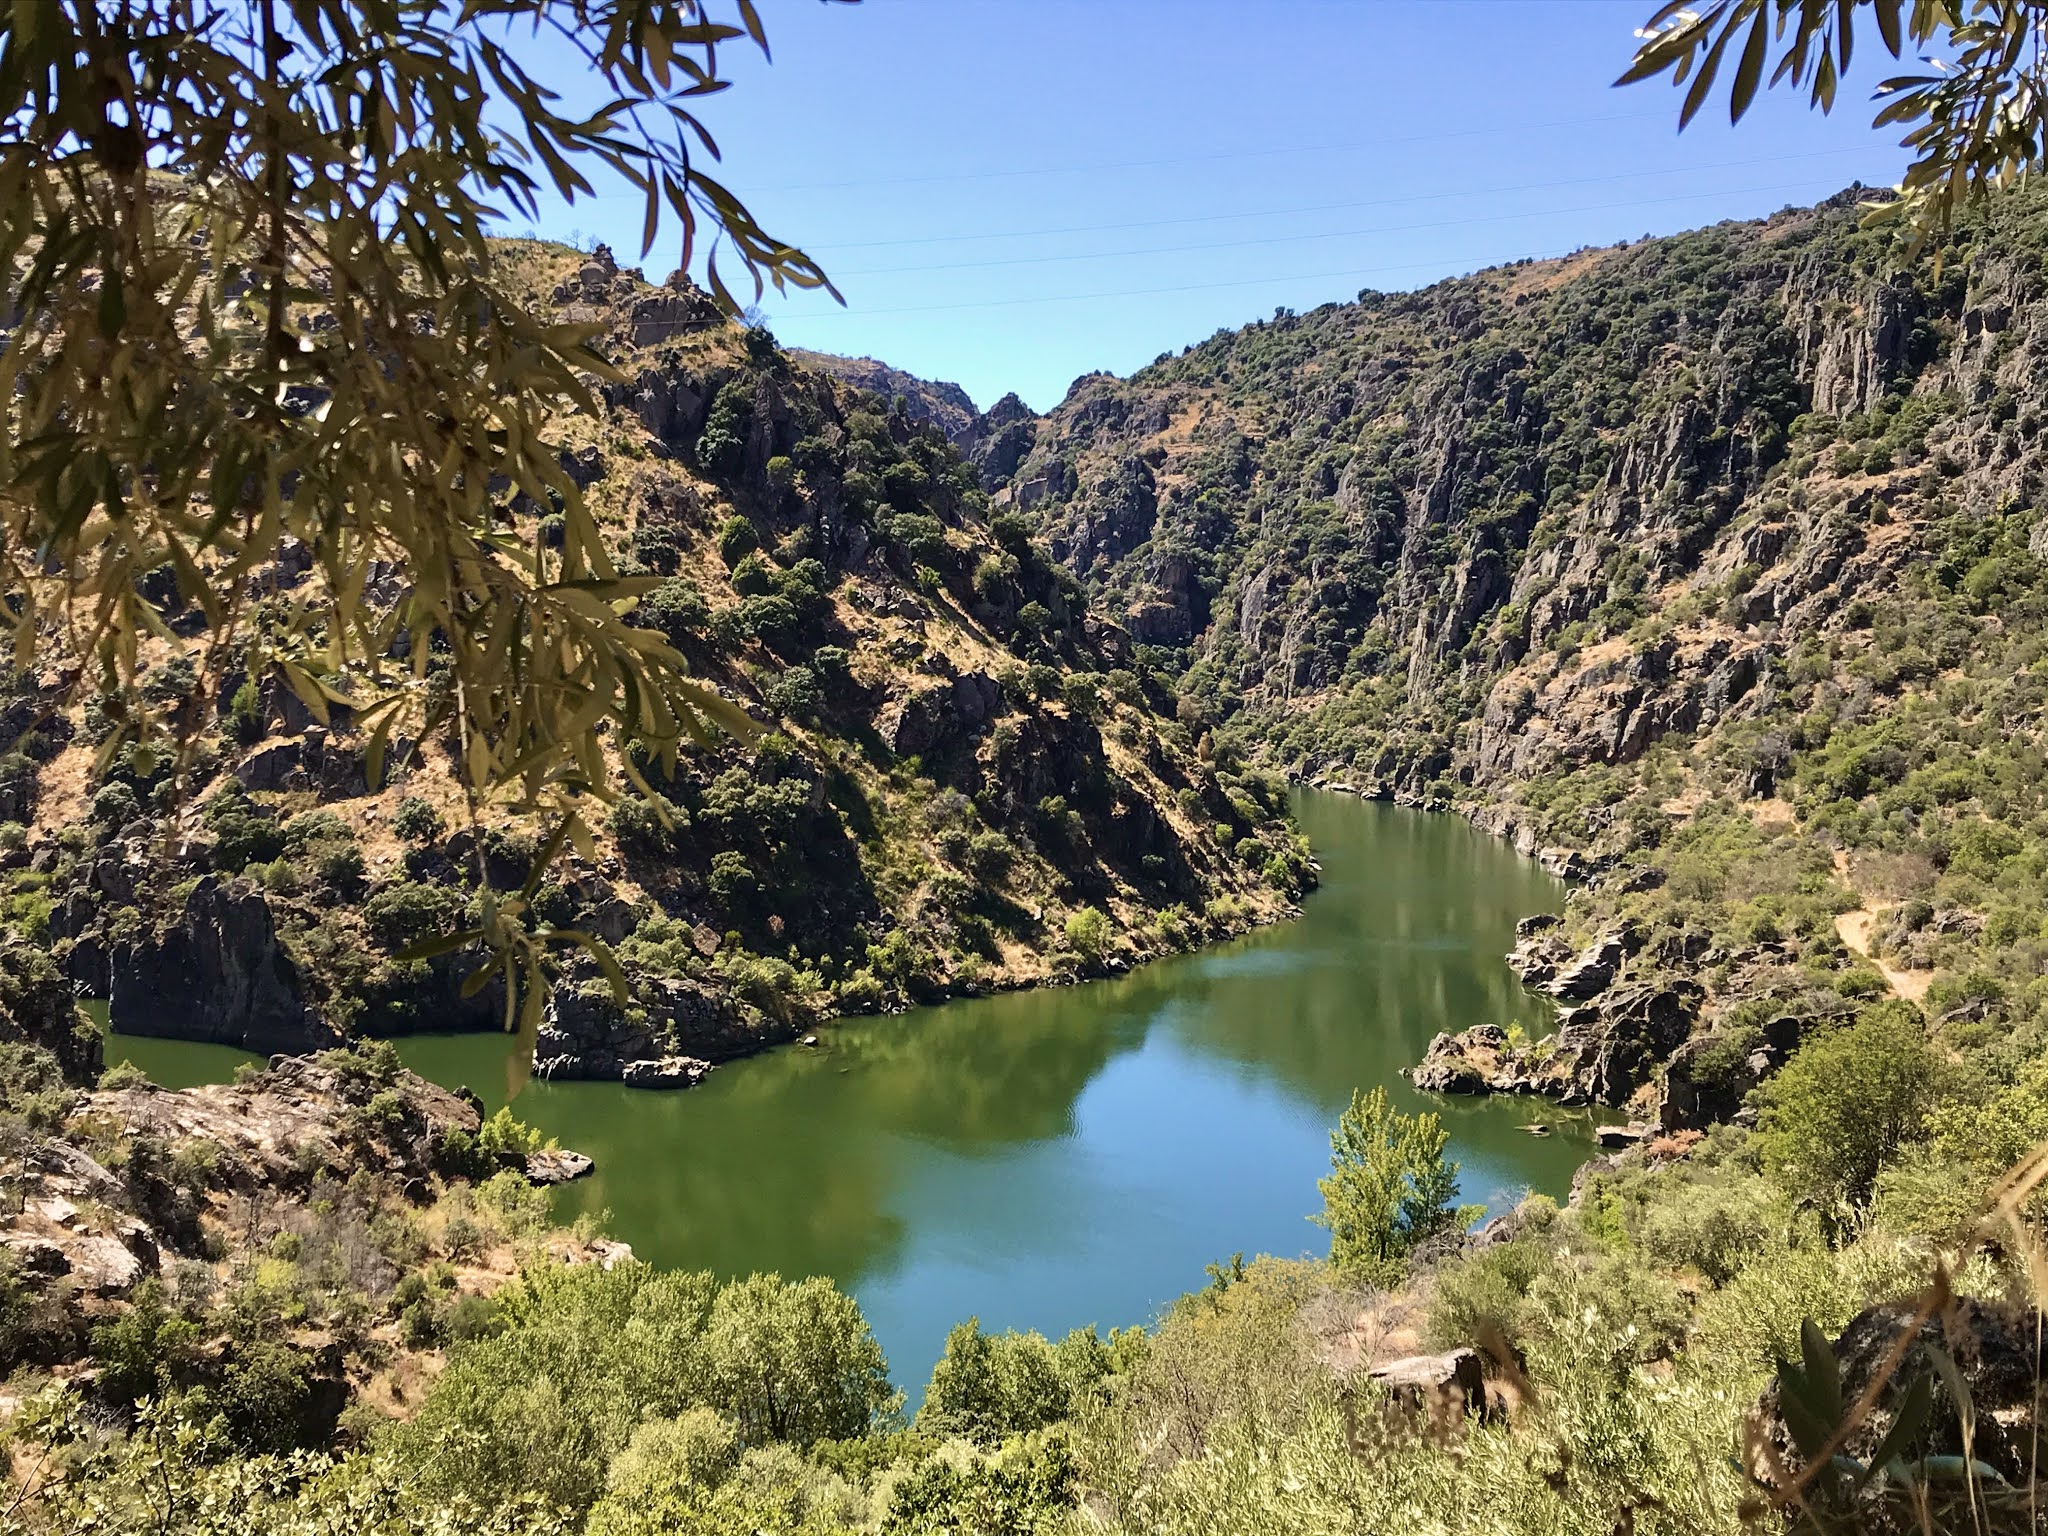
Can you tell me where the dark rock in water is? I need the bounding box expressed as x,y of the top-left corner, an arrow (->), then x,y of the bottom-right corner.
535,971 -> 785,1087
1594,1123 -> 1649,1150
110,878 -> 335,1055
618,1057 -> 710,1089
524,1148 -> 595,1185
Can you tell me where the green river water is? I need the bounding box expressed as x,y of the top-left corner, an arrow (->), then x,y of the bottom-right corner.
108,793 -> 1603,1391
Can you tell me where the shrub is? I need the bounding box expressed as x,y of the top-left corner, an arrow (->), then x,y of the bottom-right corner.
392,796 -> 446,844
716,515 -> 759,567
89,781 -> 141,831
1755,1001 -> 1945,1209
202,786 -> 284,871
708,851 -> 758,909
1064,906 -> 1112,965
1314,1086 -> 1481,1286
363,881 -> 467,952
916,1317 -> 1075,1445
227,678 -> 265,744
763,665 -> 822,721
638,578 -> 709,647
97,1059 -> 150,1092
476,1107 -> 545,1162
963,831 -> 1015,883
700,1272 -> 897,1447
89,1279 -> 200,1407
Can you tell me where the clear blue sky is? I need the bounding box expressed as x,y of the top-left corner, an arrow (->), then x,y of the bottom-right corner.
528,0 -> 1911,412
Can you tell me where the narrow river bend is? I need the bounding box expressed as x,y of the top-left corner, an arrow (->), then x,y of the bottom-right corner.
112,793 -> 1602,1391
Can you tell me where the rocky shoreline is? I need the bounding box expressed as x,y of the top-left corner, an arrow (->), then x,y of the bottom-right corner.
1298,778 -> 1744,1132
532,894 -> 1297,1089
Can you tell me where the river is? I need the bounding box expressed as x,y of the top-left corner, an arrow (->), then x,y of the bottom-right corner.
108,792 -> 1602,1395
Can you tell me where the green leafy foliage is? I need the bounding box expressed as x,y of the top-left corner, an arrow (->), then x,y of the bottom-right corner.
1756,1002 -> 1947,1210
1313,1087 -> 1480,1285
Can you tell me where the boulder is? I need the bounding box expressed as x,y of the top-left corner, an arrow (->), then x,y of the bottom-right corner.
1367,1349 -> 1490,1435
619,1056 -> 711,1089
535,973 -> 784,1087
64,1233 -> 150,1296
1752,1298 -> 2048,1489
1594,1123 -> 1649,1150
524,1149 -> 595,1185
110,879 -> 335,1055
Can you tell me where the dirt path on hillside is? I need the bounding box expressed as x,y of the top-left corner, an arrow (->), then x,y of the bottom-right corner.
1835,907 -> 1935,1005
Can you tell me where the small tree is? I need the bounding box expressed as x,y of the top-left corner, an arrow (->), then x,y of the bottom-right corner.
700,1273 -> 897,1447
1314,1087 -> 1480,1286
1756,1001 -> 1944,1210
1064,906 -> 1113,967
916,1317 -> 1072,1447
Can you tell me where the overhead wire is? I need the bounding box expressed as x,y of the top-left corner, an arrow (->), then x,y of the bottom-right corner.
766,176 -> 1861,318
813,144 -> 1878,253
579,105 -> 1679,201
823,164 -> 1874,277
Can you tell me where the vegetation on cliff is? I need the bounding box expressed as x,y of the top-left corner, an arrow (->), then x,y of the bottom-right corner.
0,242 -> 1303,1085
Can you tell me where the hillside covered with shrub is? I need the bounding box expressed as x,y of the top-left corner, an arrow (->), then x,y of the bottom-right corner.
912,183 -> 2048,1140
0,239 -> 1305,1089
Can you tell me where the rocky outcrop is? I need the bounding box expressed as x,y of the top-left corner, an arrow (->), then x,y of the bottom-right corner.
789,351 -> 984,447
1410,1023 -> 1569,1097
100,1053 -> 480,1195
877,671 -> 1002,758
1552,976 -> 1700,1105
233,727 -> 375,796
109,877 -> 335,1054
1411,951 -> 1700,1109
534,973 -> 787,1088
1544,923 -> 1640,1001
0,943 -> 102,1083
1,1053 -> 486,1306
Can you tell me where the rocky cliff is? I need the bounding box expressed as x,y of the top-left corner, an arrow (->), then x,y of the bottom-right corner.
958,184 -> 2048,1124
0,245 -> 1308,1085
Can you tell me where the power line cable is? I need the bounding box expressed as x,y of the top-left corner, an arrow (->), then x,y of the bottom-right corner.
824,168 -> 1870,277
764,181 -> 1841,320
813,144 -> 1879,253
581,105 -> 1678,200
